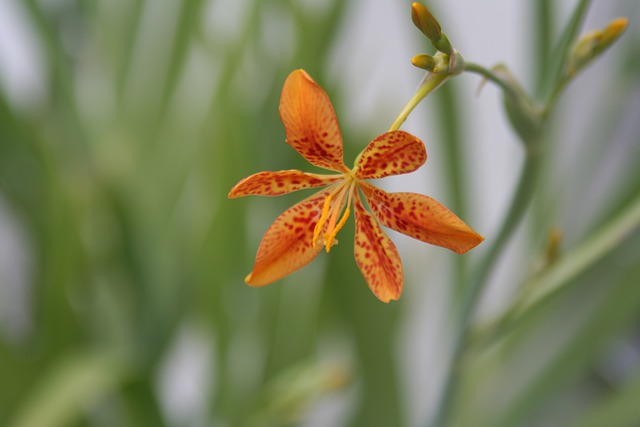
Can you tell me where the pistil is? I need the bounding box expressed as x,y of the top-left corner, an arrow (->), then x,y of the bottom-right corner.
312,178 -> 356,252
323,184 -> 355,252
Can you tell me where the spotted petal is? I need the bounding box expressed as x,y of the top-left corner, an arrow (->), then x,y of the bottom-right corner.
228,170 -> 342,198
360,182 -> 484,254
245,190 -> 329,286
355,131 -> 426,179
279,70 -> 348,173
354,196 -> 403,303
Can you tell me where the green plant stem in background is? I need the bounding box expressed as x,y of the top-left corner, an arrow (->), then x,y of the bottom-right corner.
533,0 -> 554,95
463,63 -> 519,98
428,148 -> 543,427
8,351 -> 127,427
427,2 -> 607,421
514,193 -> 640,320
540,0 -> 593,102
434,83 -> 469,296
470,188 -> 640,354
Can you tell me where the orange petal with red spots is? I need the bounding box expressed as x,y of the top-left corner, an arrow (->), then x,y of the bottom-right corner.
361,182 -> 484,254
355,131 -> 426,179
353,197 -> 403,303
279,70 -> 348,173
245,190 -> 329,286
228,170 -> 341,198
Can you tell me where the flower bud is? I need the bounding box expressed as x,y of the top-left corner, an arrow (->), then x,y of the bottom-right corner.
411,2 -> 441,41
411,3 -> 453,55
602,17 -> 628,46
412,53 -> 437,71
566,17 -> 628,76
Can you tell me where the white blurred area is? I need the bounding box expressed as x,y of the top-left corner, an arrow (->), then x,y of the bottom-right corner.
0,1 -> 637,426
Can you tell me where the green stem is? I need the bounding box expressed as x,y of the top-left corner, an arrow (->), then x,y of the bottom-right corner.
434,83 -> 469,296
478,193 -> 640,347
541,0 -> 593,102
533,0 -> 554,95
516,194 -> 640,318
542,75 -> 571,120
463,62 -> 519,98
429,146 -> 543,427
388,73 -> 449,132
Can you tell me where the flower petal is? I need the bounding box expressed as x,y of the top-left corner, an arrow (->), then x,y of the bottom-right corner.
355,131 -> 426,179
279,70 -> 348,173
361,182 -> 484,253
245,190 -> 329,286
228,170 -> 342,198
354,196 -> 403,303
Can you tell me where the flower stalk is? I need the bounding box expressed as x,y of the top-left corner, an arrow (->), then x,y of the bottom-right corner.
388,73 -> 450,132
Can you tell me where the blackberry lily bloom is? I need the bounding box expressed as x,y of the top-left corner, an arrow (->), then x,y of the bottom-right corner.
229,70 -> 483,302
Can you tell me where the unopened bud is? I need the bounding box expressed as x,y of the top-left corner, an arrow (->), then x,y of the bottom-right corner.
411,3 -> 454,55
411,2 -> 441,42
412,54 -> 437,71
601,17 -> 628,46
545,227 -> 562,266
566,17 -> 628,76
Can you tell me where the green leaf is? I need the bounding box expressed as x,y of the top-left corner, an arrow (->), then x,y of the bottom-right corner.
9,351 -> 127,427
497,256 -> 640,427
512,194 -> 640,323
570,379 -> 640,427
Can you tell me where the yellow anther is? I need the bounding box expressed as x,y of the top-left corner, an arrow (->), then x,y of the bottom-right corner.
324,206 -> 351,252
313,194 -> 333,248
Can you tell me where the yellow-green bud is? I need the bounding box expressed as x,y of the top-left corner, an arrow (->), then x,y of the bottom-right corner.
413,50 -> 464,75
411,3 -> 453,55
411,2 -> 441,41
412,54 -> 437,71
602,17 -> 628,46
566,17 -> 628,76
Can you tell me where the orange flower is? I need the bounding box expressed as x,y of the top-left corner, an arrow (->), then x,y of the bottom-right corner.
229,69 -> 483,302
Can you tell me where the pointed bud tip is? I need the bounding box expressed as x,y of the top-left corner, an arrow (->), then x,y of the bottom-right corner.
602,17 -> 628,43
567,16 -> 629,76
411,2 -> 442,42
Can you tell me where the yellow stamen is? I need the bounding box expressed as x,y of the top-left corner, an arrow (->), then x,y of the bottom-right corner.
324,206 -> 350,252
313,194 -> 333,248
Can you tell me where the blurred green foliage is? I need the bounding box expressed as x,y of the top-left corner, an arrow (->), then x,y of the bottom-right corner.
0,1 -> 639,427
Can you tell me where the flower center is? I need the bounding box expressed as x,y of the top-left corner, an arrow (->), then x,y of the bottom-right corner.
313,178 -> 356,252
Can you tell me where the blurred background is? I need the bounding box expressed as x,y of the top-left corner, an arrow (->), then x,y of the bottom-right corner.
1,0 -> 639,426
